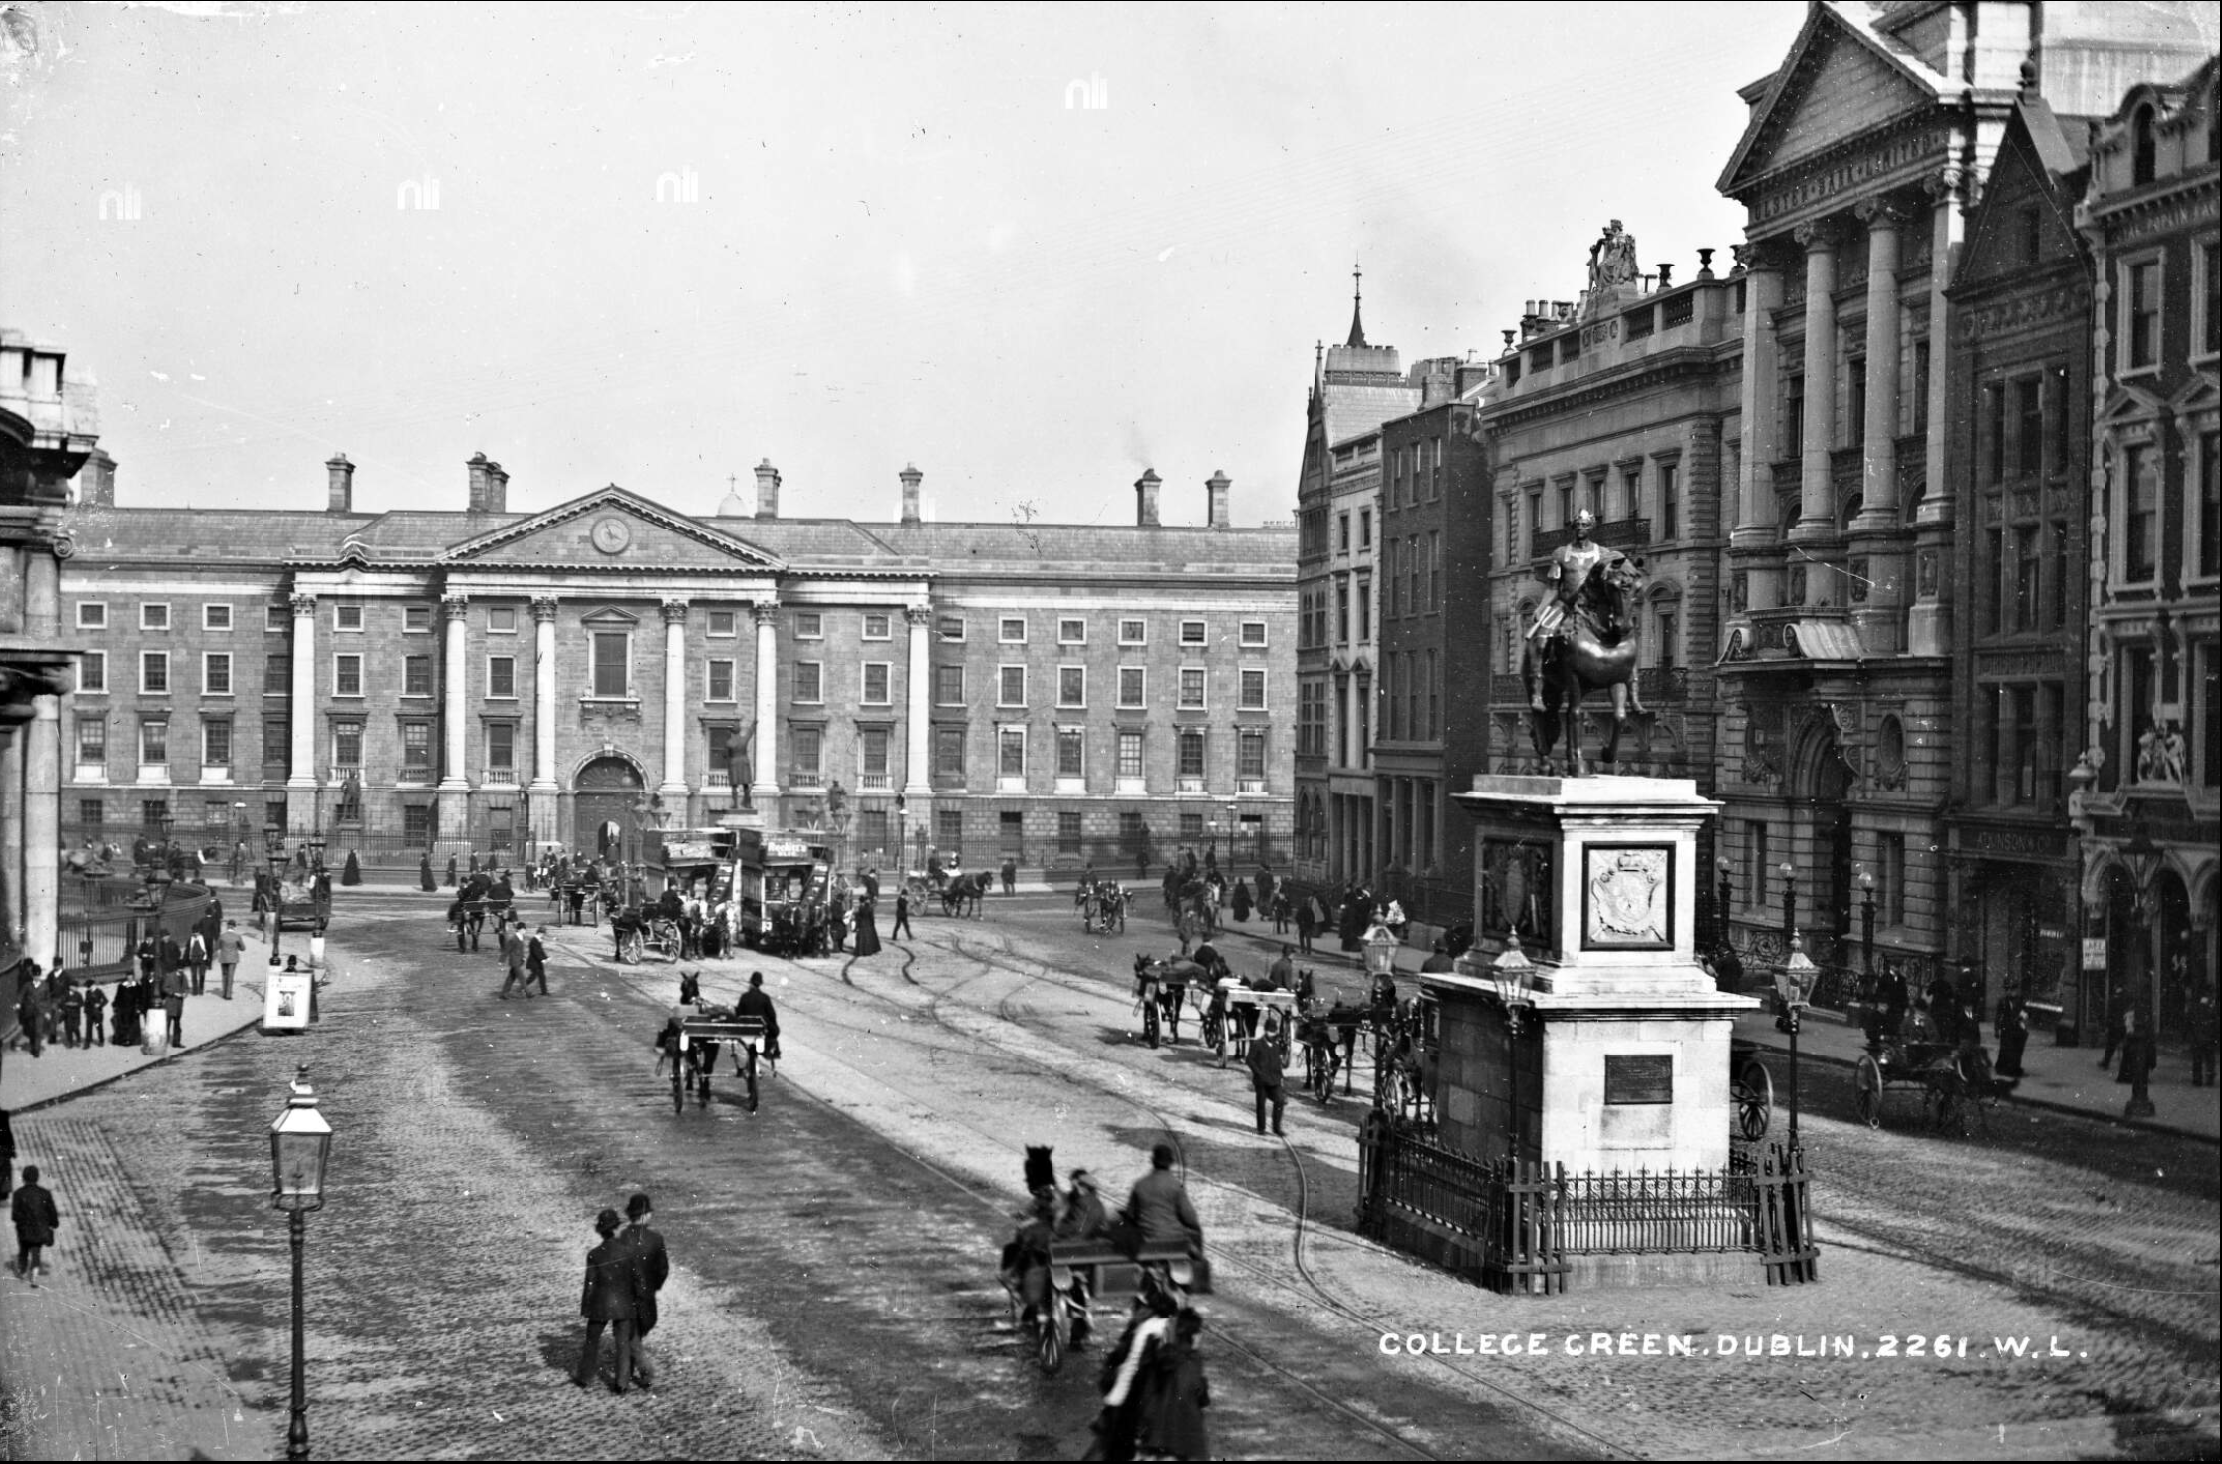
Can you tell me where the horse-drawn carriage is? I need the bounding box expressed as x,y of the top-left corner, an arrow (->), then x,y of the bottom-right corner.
611,905 -> 684,964
1008,1240 -> 1207,1375
1077,879 -> 1128,935
1853,1032 -> 2008,1135
657,973 -> 777,1113
1202,981 -> 1296,1070
1131,954 -> 1205,1048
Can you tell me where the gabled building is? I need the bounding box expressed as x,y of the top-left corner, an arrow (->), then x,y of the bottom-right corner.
1710,0 -> 2214,999
1292,274 -> 1419,889
1941,75 -> 2095,1036
2071,55 -> 2219,1051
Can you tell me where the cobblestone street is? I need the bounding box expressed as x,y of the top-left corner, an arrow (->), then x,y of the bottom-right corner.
1,888 -> 2216,1459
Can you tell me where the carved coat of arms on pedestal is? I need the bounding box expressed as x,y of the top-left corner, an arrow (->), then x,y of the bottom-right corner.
1582,844 -> 1674,950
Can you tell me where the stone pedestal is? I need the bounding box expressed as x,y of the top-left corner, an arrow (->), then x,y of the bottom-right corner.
1437,775 -> 1757,1175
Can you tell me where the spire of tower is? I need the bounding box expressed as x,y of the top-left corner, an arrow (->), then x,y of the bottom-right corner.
1345,259 -> 1368,348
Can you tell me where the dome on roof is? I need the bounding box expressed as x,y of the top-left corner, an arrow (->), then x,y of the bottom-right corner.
716,488 -> 750,517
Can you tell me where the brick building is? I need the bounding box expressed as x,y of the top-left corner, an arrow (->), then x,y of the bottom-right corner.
57,454 -> 1294,877
2071,56 -> 2219,1048
1371,369 -> 1494,926
1940,79 -> 2096,1034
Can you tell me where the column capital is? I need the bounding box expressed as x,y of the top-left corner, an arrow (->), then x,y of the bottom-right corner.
1853,195 -> 1912,231
529,595 -> 560,623
660,598 -> 690,626
752,600 -> 781,628
1792,219 -> 1842,252
441,593 -> 471,621
904,603 -> 934,627
289,592 -> 317,617
1921,165 -> 1970,206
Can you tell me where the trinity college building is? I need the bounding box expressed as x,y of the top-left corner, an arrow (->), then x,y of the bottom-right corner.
55,453 -> 1295,873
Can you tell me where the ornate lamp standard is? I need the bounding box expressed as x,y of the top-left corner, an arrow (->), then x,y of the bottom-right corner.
1778,859 -> 1797,944
1715,854 -> 1734,947
232,801 -> 249,885
1776,934 -> 1818,1151
264,822 -> 288,965
269,1066 -> 333,1461
1490,931 -> 1536,1160
1859,869 -> 1877,984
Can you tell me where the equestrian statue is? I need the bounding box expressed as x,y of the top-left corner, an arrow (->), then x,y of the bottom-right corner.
1521,507 -> 1646,777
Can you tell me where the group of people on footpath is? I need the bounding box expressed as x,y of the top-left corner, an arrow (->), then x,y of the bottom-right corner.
575,1192 -> 669,1394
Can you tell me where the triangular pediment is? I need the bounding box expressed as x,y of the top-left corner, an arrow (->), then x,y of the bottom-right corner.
2099,380 -> 2170,425
439,486 -> 786,572
1719,6 -> 1946,196
1959,105 -> 2088,287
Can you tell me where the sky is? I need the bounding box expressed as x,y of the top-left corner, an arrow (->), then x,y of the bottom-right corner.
1,1 -> 1808,529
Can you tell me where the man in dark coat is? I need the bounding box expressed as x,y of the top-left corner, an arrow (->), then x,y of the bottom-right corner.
892,888 -> 914,940
1121,1143 -> 1203,1257
623,1193 -> 669,1390
1246,1024 -> 1286,1136
83,982 -> 108,1048
574,1208 -> 639,1392
498,924 -> 528,998
12,1164 -> 59,1285
524,927 -> 550,997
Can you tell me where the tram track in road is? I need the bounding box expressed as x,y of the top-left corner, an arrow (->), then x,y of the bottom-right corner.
935,927 -> 1634,1460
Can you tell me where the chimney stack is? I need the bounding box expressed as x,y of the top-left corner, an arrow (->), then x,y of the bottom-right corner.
467,452 -> 491,513
899,463 -> 923,525
754,458 -> 781,519
485,460 -> 509,514
75,447 -> 117,508
1205,469 -> 1231,529
1135,468 -> 1161,527
326,453 -> 355,514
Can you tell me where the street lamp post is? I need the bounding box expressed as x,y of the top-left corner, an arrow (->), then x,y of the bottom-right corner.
1776,934 -> 1818,1151
264,823 -> 288,965
1489,932 -> 1536,1162
1859,870 -> 1877,982
1778,859 -> 1796,943
232,801 -> 249,885
269,1065 -> 333,1462
1716,854 -> 1734,949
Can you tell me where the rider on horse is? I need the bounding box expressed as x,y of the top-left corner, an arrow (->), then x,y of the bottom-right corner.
1525,507 -> 1642,715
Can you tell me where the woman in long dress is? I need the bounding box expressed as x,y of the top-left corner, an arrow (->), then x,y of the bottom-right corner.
851,894 -> 883,957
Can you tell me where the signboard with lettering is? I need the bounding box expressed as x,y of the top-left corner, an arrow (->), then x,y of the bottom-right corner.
2081,937 -> 2107,971
1603,1053 -> 1674,1105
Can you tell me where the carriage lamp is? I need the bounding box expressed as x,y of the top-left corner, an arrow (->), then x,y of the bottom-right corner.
1489,930 -> 1536,1035
270,1065 -> 333,1462
1776,933 -> 1818,1150
1364,921 -> 1401,981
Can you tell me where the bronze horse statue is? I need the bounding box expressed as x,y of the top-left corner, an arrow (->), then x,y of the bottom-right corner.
1521,554 -> 1647,777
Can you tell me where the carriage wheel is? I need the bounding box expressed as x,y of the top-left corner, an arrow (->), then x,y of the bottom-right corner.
1142,1000 -> 1160,1050
1037,1299 -> 1068,1374
1854,1054 -> 1884,1128
1736,1059 -> 1774,1140
619,929 -> 644,965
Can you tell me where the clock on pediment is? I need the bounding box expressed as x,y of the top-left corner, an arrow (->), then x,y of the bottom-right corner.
591,517 -> 632,555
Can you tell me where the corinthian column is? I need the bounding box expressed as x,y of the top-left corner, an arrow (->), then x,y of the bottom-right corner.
286,593 -> 318,830
1853,196 -> 1908,654
751,599 -> 780,806
1792,220 -> 1838,546
904,604 -> 932,803
659,599 -> 690,803
528,596 -> 560,848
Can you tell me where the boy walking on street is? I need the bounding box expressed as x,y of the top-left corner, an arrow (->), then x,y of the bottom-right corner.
12,1165 -> 59,1286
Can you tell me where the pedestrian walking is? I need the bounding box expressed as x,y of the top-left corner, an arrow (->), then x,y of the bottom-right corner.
624,1193 -> 668,1390
1094,1277 -> 1179,1462
892,889 -> 914,940
1001,857 -> 1018,896
15,962 -> 45,1059
2189,979 -> 2218,1088
499,924 -> 527,998
185,929 -> 210,996
525,927 -> 549,997
1293,897 -> 1315,955
216,920 -> 244,1000
12,1165 -> 59,1285
573,1208 -> 639,1392
162,969 -> 187,1048
0,1110 -> 14,1198
1139,1307 -> 1211,1461
1246,1018 -> 1286,1135
2119,1007 -> 2158,1118
1994,986 -> 2030,1079
59,979 -> 84,1047
83,983 -> 107,1048
852,896 -> 883,958
419,852 -> 437,893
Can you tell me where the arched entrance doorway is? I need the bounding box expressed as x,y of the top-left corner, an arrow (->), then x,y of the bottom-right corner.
574,755 -> 645,863
1789,716 -> 1855,966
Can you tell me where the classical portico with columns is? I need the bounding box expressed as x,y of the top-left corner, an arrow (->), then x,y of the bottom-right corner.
55,453 -> 1294,878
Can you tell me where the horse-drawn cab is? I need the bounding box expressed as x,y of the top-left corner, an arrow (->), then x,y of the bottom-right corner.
1132,952 -> 1208,1048
610,903 -> 682,964
1079,879 -> 1127,935
1375,989 -> 1441,1127
1296,990 -> 1369,1101
1202,977 -> 1296,1070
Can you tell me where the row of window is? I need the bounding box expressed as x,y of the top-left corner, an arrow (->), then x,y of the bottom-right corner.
1499,456 -> 1682,565
1299,575 -> 1373,651
78,650 -> 517,700
1385,437 -> 1445,510
924,725 -> 1269,787
2115,242 -> 2222,374
2116,429 -> 2221,587
924,664 -> 1268,711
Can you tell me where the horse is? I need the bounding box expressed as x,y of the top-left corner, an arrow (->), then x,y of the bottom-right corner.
1134,953 -> 1206,1043
941,872 -> 990,918
1521,555 -> 1648,777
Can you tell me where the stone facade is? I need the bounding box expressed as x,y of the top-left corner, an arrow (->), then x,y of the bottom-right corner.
57,456 -> 1295,877
2071,56 -> 2220,1048
1,330 -> 100,971
1293,277 -> 1419,888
